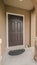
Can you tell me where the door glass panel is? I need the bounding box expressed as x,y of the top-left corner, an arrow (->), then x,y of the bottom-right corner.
18,22 -> 21,32
15,22 -> 17,33
12,22 -> 15,32
21,22 -> 23,32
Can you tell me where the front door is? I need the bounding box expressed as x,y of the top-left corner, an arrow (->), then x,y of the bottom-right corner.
8,14 -> 23,46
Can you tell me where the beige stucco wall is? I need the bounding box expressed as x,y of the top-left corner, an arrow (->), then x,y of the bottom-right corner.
0,0 -> 36,55
0,1 -> 32,57
0,0 -> 6,55
25,12 -> 31,46
0,1 -> 31,57
5,5 -> 31,47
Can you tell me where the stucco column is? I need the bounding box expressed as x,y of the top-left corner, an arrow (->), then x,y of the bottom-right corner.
31,11 -> 36,46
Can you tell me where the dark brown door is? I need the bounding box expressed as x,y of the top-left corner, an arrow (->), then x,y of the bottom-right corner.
8,14 -> 23,46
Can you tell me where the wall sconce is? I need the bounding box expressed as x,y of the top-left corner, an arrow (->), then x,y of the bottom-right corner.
0,38 -> 2,45
0,38 -> 2,59
19,0 -> 23,2
0,38 -> 2,62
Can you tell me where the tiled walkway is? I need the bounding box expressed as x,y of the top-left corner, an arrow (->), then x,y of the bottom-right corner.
2,47 -> 37,65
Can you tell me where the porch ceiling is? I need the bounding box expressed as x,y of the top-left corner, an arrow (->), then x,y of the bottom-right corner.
3,0 -> 34,10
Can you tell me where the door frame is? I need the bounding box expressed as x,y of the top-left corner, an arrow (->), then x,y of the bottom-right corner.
6,12 -> 25,48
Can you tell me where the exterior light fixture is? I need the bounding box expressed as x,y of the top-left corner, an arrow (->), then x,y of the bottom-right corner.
19,0 -> 23,2
0,39 -> 2,44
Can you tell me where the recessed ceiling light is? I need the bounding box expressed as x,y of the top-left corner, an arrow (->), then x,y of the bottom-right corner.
19,0 -> 23,2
